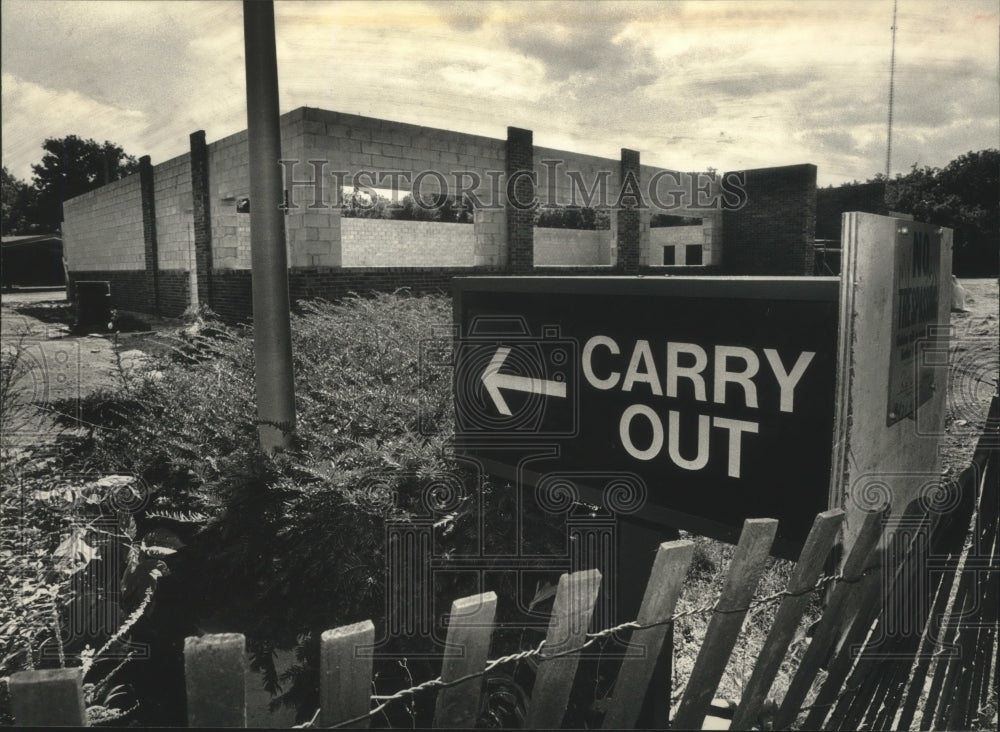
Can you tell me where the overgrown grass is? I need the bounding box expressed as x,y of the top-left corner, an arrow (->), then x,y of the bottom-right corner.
1,332 -> 167,724
4,292 -> 567,723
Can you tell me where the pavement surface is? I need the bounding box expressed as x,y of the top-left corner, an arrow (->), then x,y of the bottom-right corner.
1,290 -> 158,451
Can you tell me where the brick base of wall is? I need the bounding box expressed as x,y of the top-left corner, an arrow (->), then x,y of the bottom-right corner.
67,270 -> 190,318
722,164 -> 817,276
158,271 -> 191,317
211,266 -> 507,323
530,266 -> 719,276
68,271 -> 153,313
74,266 -> 722,325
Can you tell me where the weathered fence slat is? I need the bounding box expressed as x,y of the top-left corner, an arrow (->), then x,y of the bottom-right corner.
9,667 -> 87,727
601,539 -> 694,730
945,503 -> 999,731
524,568 -> 602,729
431,591 -> 498,729
729,508 -> 844,730
835,565 -> 919,731
320,620 -> 375,728
966,526 -> 999,727
866,523 -> 961,730
184,633 -> 247,728
805,506 -> 930,729
774,508 -> 884,729
962,458 -> 999,730
931,567 -> 979,729
917,564 -> 973,730
894,441 -> 995,730
886,570 -> 953,730
870,662 -> 911,730
921,447 -> 998,730
672,518 -> 779,730
801,542 -> 885,730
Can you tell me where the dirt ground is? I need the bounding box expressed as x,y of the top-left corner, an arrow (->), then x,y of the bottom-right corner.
0,290 -> 184,450
939,279 -> 999,478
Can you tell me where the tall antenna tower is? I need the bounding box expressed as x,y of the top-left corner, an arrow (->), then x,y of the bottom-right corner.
885,0 -> 899,179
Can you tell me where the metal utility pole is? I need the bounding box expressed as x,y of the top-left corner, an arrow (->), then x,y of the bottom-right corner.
244,0 -> 296,452
885,0 -> 898,179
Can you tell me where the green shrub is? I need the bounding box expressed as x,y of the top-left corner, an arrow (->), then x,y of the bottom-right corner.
0,450 -> 169,725
45,291 -> 564,721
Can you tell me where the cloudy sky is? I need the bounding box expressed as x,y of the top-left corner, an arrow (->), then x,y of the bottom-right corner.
2,0 -> 997,186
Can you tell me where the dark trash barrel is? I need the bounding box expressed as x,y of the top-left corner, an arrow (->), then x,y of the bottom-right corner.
75,280 -> 112,332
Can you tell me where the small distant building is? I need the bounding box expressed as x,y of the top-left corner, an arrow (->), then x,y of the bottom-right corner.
1,234 -> 65,289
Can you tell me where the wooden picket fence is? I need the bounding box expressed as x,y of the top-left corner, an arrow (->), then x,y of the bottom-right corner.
9,397 -> 998,729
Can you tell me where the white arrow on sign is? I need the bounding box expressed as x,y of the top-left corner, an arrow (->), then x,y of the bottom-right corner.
481,346 -> 567,416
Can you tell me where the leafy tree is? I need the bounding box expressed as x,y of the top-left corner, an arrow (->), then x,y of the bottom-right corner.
535,205 -> 610,230
880,149 -> 998,276
29,136 -> 139,232
392,192 -> 473,223
340,188 -> 474,223
340,187 -> 393,219
650,213 -> 703,228
824,150 -> 997,275
1,166 -> 37,235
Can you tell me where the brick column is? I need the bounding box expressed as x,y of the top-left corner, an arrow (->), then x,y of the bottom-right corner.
138,155 -> 159,312
721,163 -> 817,275
617,148 -> 641,274
505,127 -> 534,273
189,130 -> 214,308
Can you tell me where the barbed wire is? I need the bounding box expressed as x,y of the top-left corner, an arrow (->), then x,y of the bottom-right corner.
292,564 -> 882,728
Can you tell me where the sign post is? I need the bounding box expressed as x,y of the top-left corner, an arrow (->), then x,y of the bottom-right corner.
832,213 -> 952,549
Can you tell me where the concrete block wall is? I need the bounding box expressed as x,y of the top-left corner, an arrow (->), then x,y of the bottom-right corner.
649,222 -> 719,267
535,228 -> 611,265
473,208 -> 506,266
280,111 -> 341,268
533,151 -> 705,268
296,107 -> 506,199
639,164 -> 723,268
283,107 -> 509,269
61,104 -> 820,321
62,174 -> 144,271
702,217 -> 720,265
722,163 -> 817,275
206,129 -> 253,270
153,153 -> 194,270
534,147 -> 622,207
651,224 -> 703,246
340,218 -> 474,267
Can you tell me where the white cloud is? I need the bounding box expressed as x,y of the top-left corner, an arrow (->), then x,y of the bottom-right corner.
1,73 -> 149,179
1,0 -> 997,187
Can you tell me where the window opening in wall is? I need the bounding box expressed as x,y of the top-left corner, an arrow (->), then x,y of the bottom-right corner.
339,187 -> 473,223
534,205 -> 610,230
662,245 -> 676,266
687,244 -> 703,266
650,214 -> 702,228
